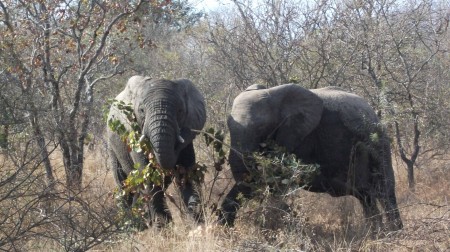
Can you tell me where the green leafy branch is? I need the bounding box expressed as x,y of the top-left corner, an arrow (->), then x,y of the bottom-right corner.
202,127 -> 226,171
243,141 -> 321,198
106,99 -> 168,228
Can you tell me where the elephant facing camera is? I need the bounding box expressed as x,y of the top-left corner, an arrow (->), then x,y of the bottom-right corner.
107,76 -> 206,229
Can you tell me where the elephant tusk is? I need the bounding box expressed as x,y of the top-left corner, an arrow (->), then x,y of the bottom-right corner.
139,134 -> 146,143
178,134 -> 185,144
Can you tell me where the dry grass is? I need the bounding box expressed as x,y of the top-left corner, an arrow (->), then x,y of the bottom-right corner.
15,141 -> 449,251
81,141 -> 449,252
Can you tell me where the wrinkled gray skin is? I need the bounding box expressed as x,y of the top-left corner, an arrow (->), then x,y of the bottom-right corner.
222,84 -> 403,231
107,76 -> 206,226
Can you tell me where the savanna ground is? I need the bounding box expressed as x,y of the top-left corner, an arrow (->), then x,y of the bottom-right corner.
24,137 -> 449,252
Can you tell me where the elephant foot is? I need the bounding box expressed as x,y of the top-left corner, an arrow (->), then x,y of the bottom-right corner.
217,200 -> 239,227
387,209 -> 403,231
217,210 -> 236,227
385,218 -> 403,232
144,208 -> 173,229
142,189 -> 173,229
178,176 -> 204,223
394,219 -> 403,230
218,184 -> 251,227
187,195 -> 204,223
153,213 -> 173,229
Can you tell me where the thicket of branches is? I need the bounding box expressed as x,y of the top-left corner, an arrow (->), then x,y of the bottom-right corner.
1,0 -> 449,250
206,0 -> 450,190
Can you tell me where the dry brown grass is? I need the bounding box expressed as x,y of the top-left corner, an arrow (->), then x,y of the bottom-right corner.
16,141 -> 449,251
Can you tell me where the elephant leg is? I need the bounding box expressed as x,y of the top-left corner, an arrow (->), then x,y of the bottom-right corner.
374,138 -> 403,231
177,143 -> 202,221
220,147 -> 257,226
147,176 -> 173,227
379,191 -> 403,231
180,180 -> 203,222
108,130 -> 137,207
177,142 -> 196,167
358,192 -> 382,231
219,182 -> 253,226
109,149 -> 134,207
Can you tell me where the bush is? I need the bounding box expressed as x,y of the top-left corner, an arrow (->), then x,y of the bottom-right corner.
243,141 -> 321,198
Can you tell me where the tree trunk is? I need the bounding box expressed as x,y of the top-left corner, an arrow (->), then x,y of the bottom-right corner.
0,125 -> 8,148
65,161 -> 83,191
29,112 -> 55,187
60,138 -> 84,191
407,161 -> 415,192
395,121 -> 420,192
59,83 -> 94,191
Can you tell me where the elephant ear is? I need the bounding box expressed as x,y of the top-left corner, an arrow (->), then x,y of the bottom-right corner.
173,79 -> 206,131
116,75 -> 148,104
271,84 -> 323,150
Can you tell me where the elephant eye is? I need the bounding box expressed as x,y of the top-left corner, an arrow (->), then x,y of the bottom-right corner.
137,107 -> 145,122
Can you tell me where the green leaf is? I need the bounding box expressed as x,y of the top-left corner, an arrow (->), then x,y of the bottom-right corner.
370,132 -> 379,143
204,127 -> 215,146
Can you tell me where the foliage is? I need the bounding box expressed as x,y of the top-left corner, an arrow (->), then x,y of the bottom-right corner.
203,127 -> 226,171
148,0 -> 204,30
243,141 -> 321,198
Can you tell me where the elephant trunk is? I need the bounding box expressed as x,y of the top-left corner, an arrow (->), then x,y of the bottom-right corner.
144,98 -> 179,170
228,149 -> 248,181
227,117 -> 260,180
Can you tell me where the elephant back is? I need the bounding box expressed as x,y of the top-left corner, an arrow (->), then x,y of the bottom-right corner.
311,87 -> 380,138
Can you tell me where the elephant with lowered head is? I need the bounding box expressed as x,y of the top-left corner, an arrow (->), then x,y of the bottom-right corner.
107,76 -> 206,226
221,83 -> 403,231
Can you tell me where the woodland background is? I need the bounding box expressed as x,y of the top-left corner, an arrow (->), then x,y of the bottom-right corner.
0,0 -> 449,251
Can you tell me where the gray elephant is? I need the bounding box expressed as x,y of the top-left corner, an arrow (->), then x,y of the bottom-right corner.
221,83 -> 403,231
107,76 -> 206,226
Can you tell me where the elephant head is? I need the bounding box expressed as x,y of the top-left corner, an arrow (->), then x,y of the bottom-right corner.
228,84 -> 323,165
112,76 -> 206,170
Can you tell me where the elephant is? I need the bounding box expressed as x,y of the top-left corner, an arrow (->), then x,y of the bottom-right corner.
107,76 -> 206,226
221,83 -> 403,231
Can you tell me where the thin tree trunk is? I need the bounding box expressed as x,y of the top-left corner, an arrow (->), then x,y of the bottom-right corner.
407,162 -> 415,191
61,136 -> 83,191
395,121 -> 420,192
29,112 -> 55,187
0,125 -> 8,148
62,81 -> 94,191
65,158 -> 82,191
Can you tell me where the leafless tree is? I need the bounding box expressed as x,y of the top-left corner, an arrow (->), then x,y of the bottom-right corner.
0,0 -> 146,190
205,0 -> 450,190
